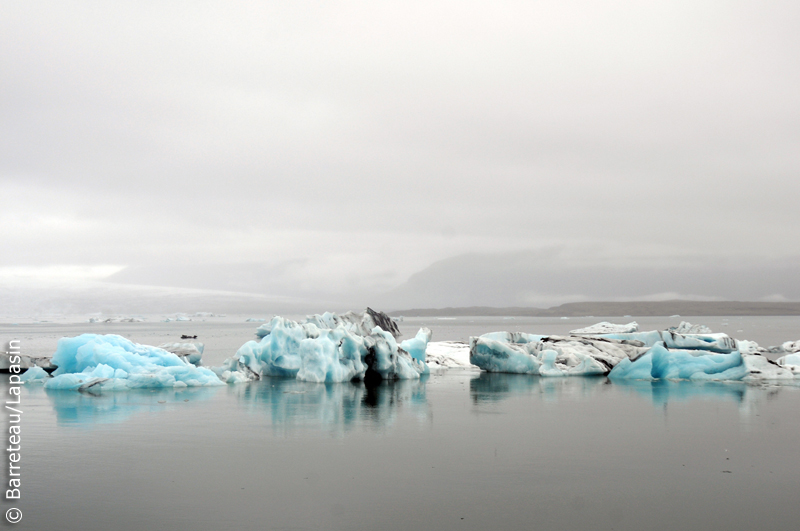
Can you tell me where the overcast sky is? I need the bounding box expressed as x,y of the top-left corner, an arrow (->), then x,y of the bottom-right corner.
2,1 -> 799,312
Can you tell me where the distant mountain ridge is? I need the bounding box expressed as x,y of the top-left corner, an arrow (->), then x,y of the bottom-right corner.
390,301 -> 800,317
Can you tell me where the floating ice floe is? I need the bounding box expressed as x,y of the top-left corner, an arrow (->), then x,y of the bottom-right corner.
667,321 -> 713,334
470,332 -> 645,377
781,340 -> 800,353
1,352 -> 56,373
215,308 -> 428,384
570,321 -> 639,334
27,334 -> 223,391
425,341 -> 476,370
468,321 -> 800,382
19,366 -> 50,383
158,342 -> 204,366
776,353 -> 800,375
88,316 -> 146,323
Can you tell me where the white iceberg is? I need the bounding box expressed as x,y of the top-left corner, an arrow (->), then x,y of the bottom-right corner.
775,352 -> 800,375
469,333 -> 645,377
158,342 -> 204,366
667,321 -> 713,334
88,316 -> 145,323
1,352 -> 56,373
425,341 -> 476,370
570,321 -> 639,334
780,340 -> 800,353
599,330 -> 737,353
741,354 -> 794,380
42,334 -> 224,391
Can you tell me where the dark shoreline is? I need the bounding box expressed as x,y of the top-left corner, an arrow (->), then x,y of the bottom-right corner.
390,300 -> 800,317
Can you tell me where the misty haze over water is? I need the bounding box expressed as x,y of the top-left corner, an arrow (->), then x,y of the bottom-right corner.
3,1 -> 800,317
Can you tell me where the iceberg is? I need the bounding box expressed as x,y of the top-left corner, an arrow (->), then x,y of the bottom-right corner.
469,324 -> 800,382
41,334 -> 224,391
469,334 -> 642,376
88,316 -> 145,323
216,309 -> 428,384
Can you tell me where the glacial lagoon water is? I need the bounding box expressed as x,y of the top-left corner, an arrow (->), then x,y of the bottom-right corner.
3,316 -> 800,530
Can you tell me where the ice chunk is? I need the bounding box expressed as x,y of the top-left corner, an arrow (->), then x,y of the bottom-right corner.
600,331 -> 737,353
469,336 -> 541,374
608,345 -> 797,382
742,354 -> 794,380
737,340 -> 766,355
260,307 -> 401,340
776,353 -> 800,375
667,321 -> 713,334
607,352 -> 655,380
0,352 -> 56,373
425,341 -> 477,370
570,321 -> 639,334
219,311 -> 427,384
781,340 -> 800,353
609,343 -> 747,381
44,334 -> 224,391
20,366 -> 50,383
399,328 -> 432,367
88,316 -> 145,323
469,333 -> 646,376
158,342 -> 204,366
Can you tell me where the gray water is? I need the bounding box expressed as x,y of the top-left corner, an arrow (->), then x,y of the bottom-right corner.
2,316 -> 800,530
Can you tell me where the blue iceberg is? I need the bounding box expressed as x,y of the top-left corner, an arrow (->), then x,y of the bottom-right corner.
608,343 -> 749,381
42,334 -> 224,391
216,309 -> 429,384
19,366 -> 50,383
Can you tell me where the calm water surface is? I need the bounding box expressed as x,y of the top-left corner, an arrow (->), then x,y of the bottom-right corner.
2,317 -> 800,530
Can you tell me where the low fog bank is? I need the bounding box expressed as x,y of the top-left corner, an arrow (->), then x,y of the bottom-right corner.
4,249 -> 799,319
0,281 -> 337,320
376,250 -> 800,309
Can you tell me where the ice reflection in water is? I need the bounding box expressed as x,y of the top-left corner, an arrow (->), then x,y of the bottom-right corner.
227,376 -> 430,435
469,372 -> 800,415
37,372 -> 800,431
43,385 -> 221,427
470,372 -> 610,404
